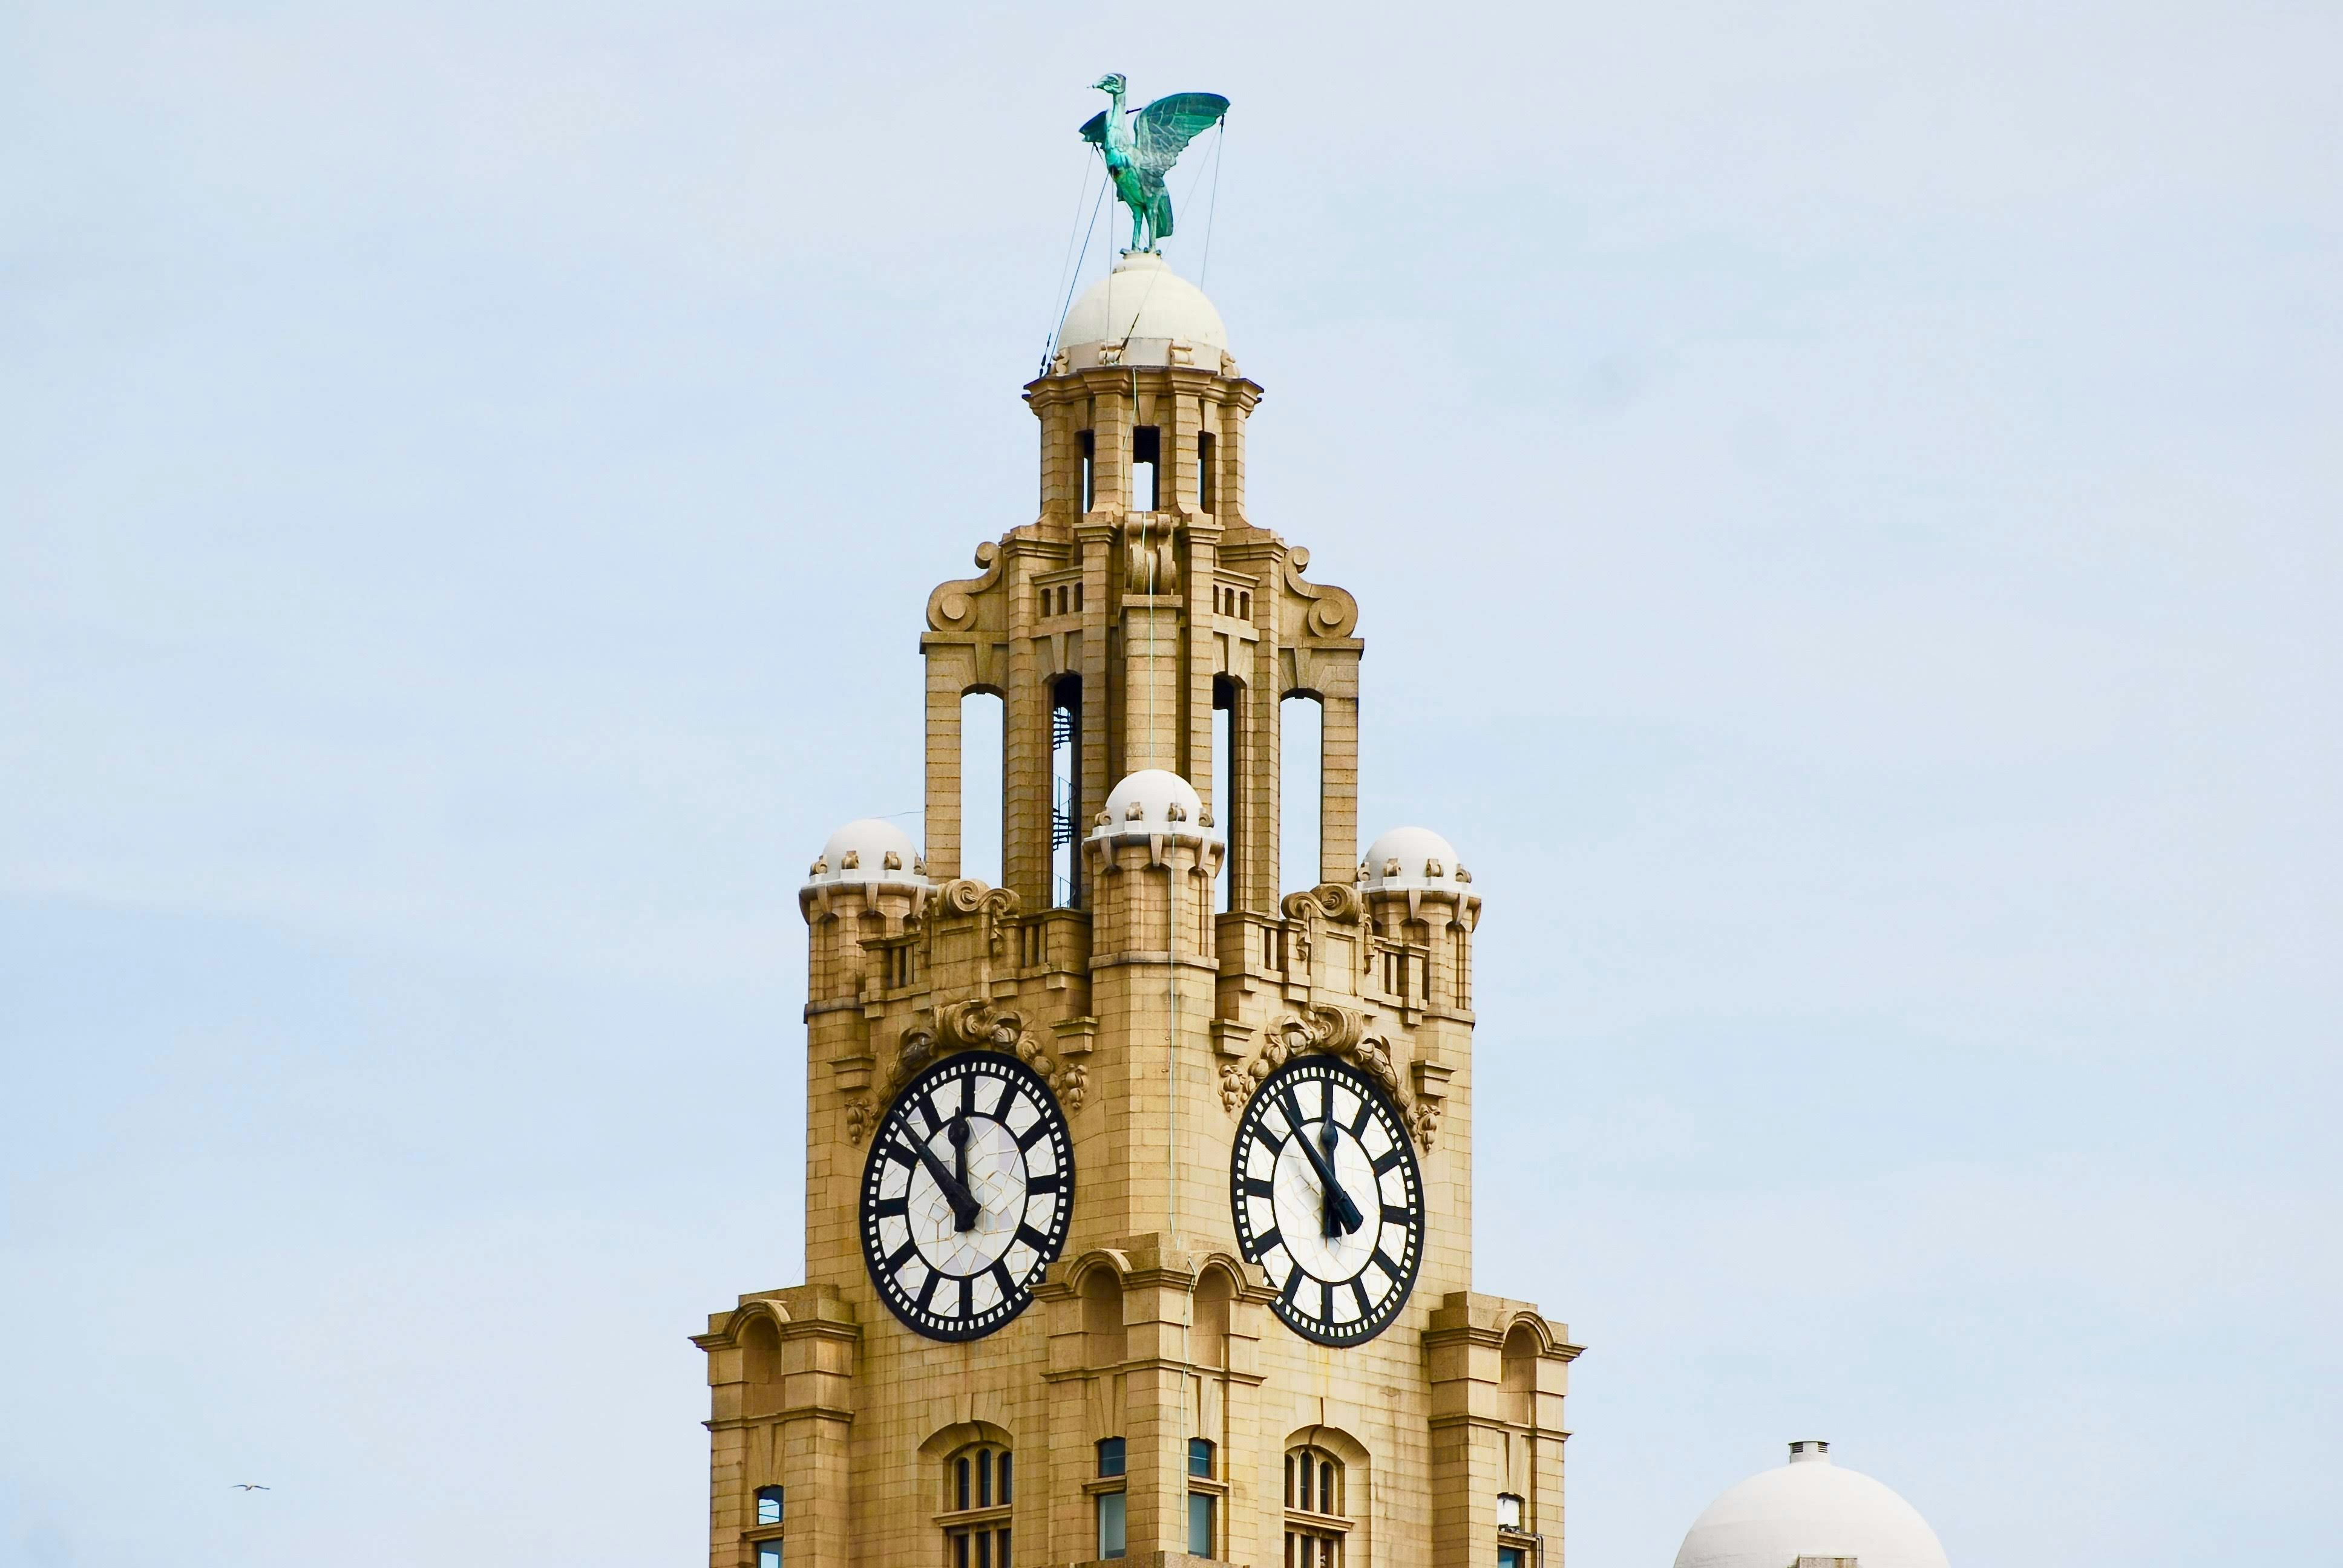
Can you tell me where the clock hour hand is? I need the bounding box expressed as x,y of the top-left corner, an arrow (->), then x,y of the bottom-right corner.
1283,1092 -> 1365,1237
948,1116 -> 978,1232
911,1135 -> 981,1230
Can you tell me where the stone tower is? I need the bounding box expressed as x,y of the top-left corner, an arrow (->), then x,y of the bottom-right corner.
693,249 -> 1579,1568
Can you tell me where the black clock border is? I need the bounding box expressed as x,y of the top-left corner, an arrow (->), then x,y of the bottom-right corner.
1229,1053 -> 1426,1348
857,1050 -> 1075,1343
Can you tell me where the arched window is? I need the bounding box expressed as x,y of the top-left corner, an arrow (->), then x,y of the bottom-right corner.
1496,1491 -> 1533,1566
747,1484 -> 785,1566
1095,1437 -> 1127,1560
1283,1444 -> 1348,1566
942,1440 -> 1012,1568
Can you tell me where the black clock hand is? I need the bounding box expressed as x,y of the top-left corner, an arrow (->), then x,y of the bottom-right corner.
948,1116 -> 977,1232
911,1135 -> 981,1230
1283,1091 -> 1365,1236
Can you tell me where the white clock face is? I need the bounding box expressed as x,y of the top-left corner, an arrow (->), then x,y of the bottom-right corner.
858,1053 -> 1074,1341
1230,1056 -> 1424,1347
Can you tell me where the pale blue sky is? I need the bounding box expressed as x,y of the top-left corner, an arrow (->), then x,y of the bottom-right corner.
4,3 -> 2337,1566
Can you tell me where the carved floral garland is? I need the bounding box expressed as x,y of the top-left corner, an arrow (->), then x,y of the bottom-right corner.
1218,1001 -> 1439,1150
843,997 -> 1087,1143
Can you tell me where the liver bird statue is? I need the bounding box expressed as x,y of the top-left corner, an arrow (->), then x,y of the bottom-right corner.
1079,74 -> 1228,254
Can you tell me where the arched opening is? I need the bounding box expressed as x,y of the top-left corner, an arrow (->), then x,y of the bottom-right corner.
1132,424 -> 1161,511
1213,676 -> 1242,912
960,689 -> 1003,887
1281,693 -> 1323,896
1081,1267 -> 1126,1367
1193,1266 -> 1233,1369
1501,1322 -> 1540,1428
1051,675 -> 1083,908
738,1314 -> 782,1420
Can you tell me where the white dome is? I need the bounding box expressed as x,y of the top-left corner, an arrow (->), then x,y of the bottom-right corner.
1055,252 -> 1230,371
1674,1442 -> 1950,1568
1360,826 -> 1470,892
1091,768 -> 1217,840
805,818 -> 925,890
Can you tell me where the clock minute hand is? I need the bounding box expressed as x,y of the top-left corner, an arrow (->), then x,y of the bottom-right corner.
1283,1092 -> 1366,1236
911,1137 -> 981,1229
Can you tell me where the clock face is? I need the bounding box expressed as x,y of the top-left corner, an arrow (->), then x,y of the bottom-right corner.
1230,1054 -> 1425,1347
858,1051 -> 1075,1342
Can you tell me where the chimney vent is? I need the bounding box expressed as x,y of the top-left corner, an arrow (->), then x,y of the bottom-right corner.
1788,1439 -> 1831,1463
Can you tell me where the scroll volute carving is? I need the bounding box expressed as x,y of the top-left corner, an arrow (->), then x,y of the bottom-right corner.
1280,546 -> 1358,639
926,541 -> 1006,632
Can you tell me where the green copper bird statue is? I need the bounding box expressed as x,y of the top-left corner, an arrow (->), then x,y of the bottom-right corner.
1080,74 -> 1228,254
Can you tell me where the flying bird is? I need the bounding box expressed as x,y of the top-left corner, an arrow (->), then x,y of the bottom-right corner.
232,1483 -> 270,1491
1079,74 -> 1228,254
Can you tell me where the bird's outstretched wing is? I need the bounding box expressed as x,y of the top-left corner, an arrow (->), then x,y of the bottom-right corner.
1130,93 -> 1227,177
1078,110 -> 1109,149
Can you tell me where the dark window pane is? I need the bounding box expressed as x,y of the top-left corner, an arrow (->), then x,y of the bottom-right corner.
978,1449 -> 992,1509
1000,1452 -> 1012,1504
955,1532 -> 969,1568
997,1527 -> 1011,1568
1097,1437 -> 1126,1478
956,1457 -> 970,1511
1189,1437 -> 1214,1478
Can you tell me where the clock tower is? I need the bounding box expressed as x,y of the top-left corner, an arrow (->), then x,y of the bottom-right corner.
693,244 -> 1580,1568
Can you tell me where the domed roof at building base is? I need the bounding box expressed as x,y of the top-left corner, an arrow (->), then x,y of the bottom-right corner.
1674,1443 -> 1950,1568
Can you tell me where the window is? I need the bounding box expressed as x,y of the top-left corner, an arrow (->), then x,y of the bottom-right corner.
1284,1445 -> 1347,1567
943,1442 -> 1012,1568
747,1482 -> 785,1564
1497,1489 -> 1534,1565
1187,1437 -> 1219,1556
1132,425 -> 1161,511
1051,675 -> 1082,909
1095,1437 -> 1127,1559
1199,430 -> 1217,512
1080,430 -> 1095,512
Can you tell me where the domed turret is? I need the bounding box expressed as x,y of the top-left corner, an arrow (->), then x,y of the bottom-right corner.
1090,768 -> 1217,842
1056,252 -> 1231,372
1673,1441 -> 1950,1568
804,818 -> 926,892
1359,826 -> 1470,893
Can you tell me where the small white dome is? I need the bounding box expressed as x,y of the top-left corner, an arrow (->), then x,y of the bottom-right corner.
1674,1442 -> 1950,1568
1055,252 -> 1230,371
805,818 -> 926,890
1360,826 -> 1469,892
1091,769 -> 1217,840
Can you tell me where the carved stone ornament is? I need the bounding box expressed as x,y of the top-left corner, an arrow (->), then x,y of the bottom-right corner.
1123,515 -> 1180,593
1280,547 -> 1360,639
1220,1001 -> 1437,1150
926,541 -> 1004,633
851,997 -> 1087,1141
